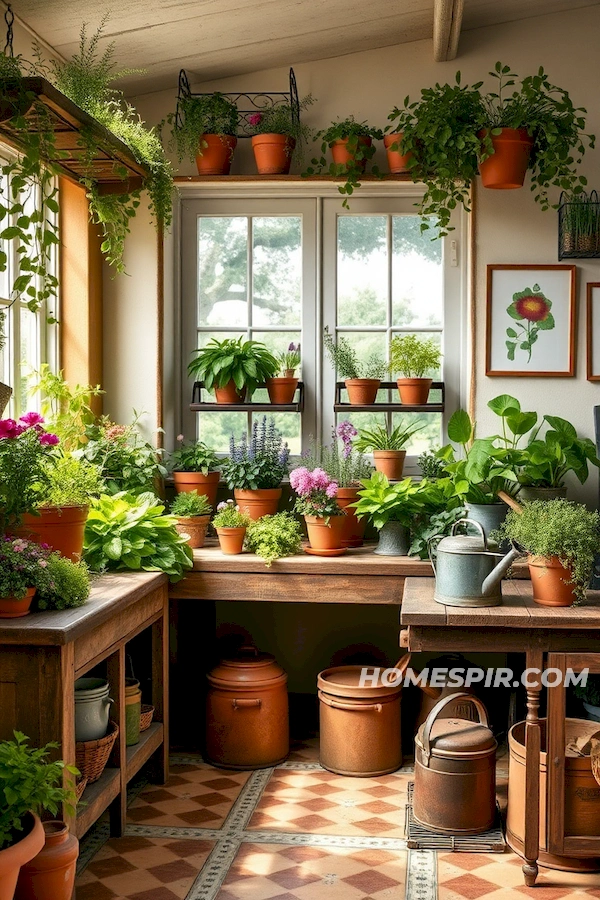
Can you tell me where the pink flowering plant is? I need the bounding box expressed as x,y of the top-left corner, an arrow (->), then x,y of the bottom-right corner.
0,537 -> 90,609
213,500 -> 251,529
0,413 -> 59,530
290,467 -> 343,520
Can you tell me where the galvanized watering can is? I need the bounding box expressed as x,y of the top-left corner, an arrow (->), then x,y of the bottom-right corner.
429,518 -> 522,607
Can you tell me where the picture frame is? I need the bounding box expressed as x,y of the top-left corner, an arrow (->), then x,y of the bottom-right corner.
586,282 -> 600,382
485,264 -> 576,377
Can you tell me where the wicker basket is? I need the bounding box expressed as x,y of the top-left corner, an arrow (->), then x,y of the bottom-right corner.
140,704 -> 155,732
75,721 -> 119,784
75,776 -> 88,802
592,738 -> 600,786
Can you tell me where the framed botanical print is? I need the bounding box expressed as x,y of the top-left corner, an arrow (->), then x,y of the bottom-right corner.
586,282 -> 600,382
485,264 -> 576,377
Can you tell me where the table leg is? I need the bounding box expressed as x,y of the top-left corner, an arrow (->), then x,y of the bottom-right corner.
522,650 -> 543,887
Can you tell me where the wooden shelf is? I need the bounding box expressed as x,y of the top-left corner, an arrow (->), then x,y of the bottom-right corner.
175,174 -> 413,183
334,381 -> 445,414
126,722 -> 164,782
74,767 -> 120,839
190,380 -> 304,413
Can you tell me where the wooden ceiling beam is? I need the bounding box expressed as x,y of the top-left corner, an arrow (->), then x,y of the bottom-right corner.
433,0 -> 464,61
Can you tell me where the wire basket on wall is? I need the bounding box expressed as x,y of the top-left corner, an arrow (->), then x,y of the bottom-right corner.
558,190 -> 600,259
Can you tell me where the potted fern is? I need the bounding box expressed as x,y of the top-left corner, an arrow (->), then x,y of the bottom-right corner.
304,117 -> 384,206
355,421 -> 421,480
390,335 -> 441,405
323,326 -> 387,404
249,95 -> 314,174
171,491 -> 212,549
169,92 -> 239,175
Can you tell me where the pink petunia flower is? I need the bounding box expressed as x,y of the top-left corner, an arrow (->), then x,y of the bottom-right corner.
19,411 -> 45,427
248,113 -> 263,126
39,432 -> 59,445
0,418 -> 24,439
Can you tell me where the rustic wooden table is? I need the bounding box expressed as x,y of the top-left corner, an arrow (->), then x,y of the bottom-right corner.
401,576 -> 600,885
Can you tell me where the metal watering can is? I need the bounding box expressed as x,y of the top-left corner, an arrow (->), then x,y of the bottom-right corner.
429,518 -> 522,607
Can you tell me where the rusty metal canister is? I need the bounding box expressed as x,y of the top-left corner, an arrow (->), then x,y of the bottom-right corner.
318,665 -> 403,777
414,692 -> 497,834
206,646 -> 289,769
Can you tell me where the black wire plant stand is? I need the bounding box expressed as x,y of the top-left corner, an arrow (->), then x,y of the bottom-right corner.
175,68 -> 300,138
558,190 -> 600,259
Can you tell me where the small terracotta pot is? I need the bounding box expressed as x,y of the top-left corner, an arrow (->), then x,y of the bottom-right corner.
173,471 -> 220,508
18,505 -> 88,561
331,136 -> 372,173
217,527 -> 246,555
234,488 -> 282,520
335,487 -> 367,547
345,378 -> 380,405
0,586 -> 36,619
252,133 -> 296,174
528,555 -> 577,607
174,514 -> 211,549
304,514 -> 346,551
373,450 -> 406,481
214,380 -> 247,404
397,377 -> 432,405
195,134 -> 237,175
384,132 -> 411,173
0,813 -> 45,900
16,820 -> 78,900
266,376 -> 298,405
478,128 -> 534,190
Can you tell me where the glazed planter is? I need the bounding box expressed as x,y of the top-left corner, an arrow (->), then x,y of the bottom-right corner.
125,678 -> 142,747
266,376 -> 298,405
528,555 -> 576,607
252,133 -> 295,175
396,377 -> 432,405
335,487 -> 367,547
173,471 -> 220,508
214,380 -> 247,404
345,378 -> 380,405
18,505 -> 88,561
304,514 -> 346,551
373,450 -> 406,481
518,485 -> 568,503
234,488 -> 282,520
15,820 -> 78,900
195,134 -> 237,175
174,514 -> 210,549
331,136 -> 372,173
0,813 -> 45,900
216,526 -> 246,555
74,677 -> 112,742
384,132 -> 411,173
478,127 -> 534,190
0,586 -> 35,619
374,521 -> 409,556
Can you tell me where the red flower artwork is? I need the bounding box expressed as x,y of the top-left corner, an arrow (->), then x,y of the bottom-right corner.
505,284 -> 555,363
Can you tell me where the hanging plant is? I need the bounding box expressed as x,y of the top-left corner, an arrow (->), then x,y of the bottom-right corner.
303,116 -> 384,207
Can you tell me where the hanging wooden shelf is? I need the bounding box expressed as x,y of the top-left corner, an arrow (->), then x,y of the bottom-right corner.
0,77 -> 148,189
334,381 -> 445,413
190,380 -> 304,412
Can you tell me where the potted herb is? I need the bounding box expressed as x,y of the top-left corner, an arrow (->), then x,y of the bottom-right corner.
559,191 -> 600,256
77,415 -> 167,496
390,335 -> 441,405
188,337 -> 279,404
0,538 -> 44,619
323,326 -> 387,404
266,342 -> 301,405
246,512 -> 303,566
249,95 -> 314,174
33,553 -> 90,612
213,500 -> 251,555
573,675 -> 600,722
355,421 -> 421,480
0,732 -> 77,900
169,92 -> 239,175
352,472 -> 426,556
304,117 -> 384,206
222,417 -> 290,518
498,500 -> 600,607
170,491 -> 212,549
170,437 -> 220,507
313,421 -> 372,546
0,413 -> 59,534
384,104 -> 413,174
289,466 -> 345,554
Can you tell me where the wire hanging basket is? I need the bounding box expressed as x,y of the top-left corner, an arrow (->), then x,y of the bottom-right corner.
558,190 -> 600,259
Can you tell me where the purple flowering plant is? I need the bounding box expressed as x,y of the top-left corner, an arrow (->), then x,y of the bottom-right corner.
0,537 -> 90,609
289,467 -> 343,520
305,421 -> 372,488
0,413 -> 60,530
222,417 -> 290,490
276,342 -> 301,375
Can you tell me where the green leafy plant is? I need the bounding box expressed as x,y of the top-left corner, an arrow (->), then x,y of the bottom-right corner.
352,471 -> 426,529
406,475 -> 466,558
171,491 -> 212,517
188,337 -> 279,397
222,416 -> 290,489
76,415 -> 167,495
323,326 -> 387,380
498,499 -> 600,603
390,334 -> 442,378
167,93 -> 239,164
0,731 -> 77,851
249,96 -> 314,163
560,191 -> 600,255
34,555 -> 90,611
169,438 -> 219,474
28,365 -> 103,451
418,446 -> 454,479
38,453 -> 104,507
573,674 -> 600,707
303,117 -> 384,207
355,421 -> 421,452
444,408 -> 521,504
213,499 -> 251,528
246,512 -> 303,566
83,492 -> 193,581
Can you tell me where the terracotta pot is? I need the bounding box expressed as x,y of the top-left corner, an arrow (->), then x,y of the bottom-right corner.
173,471 -> 220,508
304,514 -> 346,551
174,515 -> 210,549
266,376 -> 298,405
234,488 -> 282,520
0,813 -> 45,900
345,378 -> 380,405
478,127 -> 534,190
373,450 -> 406,481
15,820 -> 78,900
206,646 -> 289,768
214,380 -> 247,404
384,132 -> 411,173
0,586 -> 35,619
216,527 -> 246,555
17,505 -> 88,561
396,378 -> 432,405
335,487 -> 367,548
528,555 -> 577,607
252,133 -> 296,174
195,134 -> 237,175
331,136 -> 372,173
